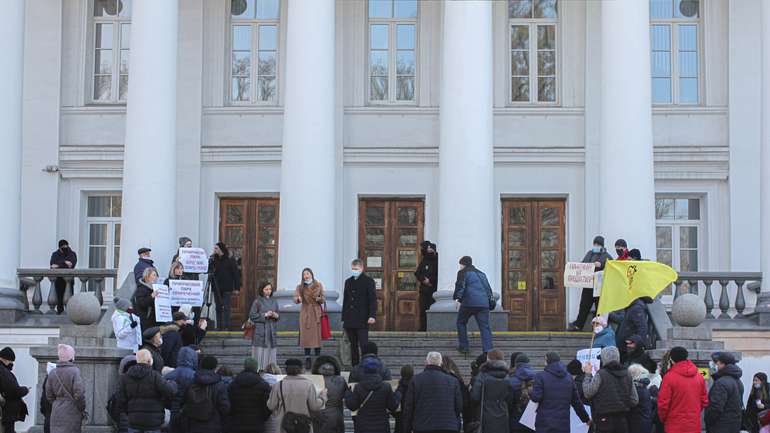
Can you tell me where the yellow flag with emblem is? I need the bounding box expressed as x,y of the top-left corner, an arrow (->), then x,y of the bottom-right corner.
597,260 -> 678,314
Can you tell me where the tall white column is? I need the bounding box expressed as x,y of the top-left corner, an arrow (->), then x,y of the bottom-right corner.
761,0 -> 770,289
0,1 -> 24,289
118,0 -> 179,282
437,1 -> 495,290
598,1 -> 657,259
277,0 -> 336,290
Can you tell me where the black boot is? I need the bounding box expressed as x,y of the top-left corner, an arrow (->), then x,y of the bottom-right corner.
305,357 -> 312,371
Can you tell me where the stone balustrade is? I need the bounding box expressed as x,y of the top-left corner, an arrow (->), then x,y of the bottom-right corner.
673,272 -> 763,319
16,268 -> 117,314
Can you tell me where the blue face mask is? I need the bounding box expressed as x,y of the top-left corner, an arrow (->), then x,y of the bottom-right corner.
303,279 -> 312,285
352,270 -> 362,278
592,246 -> 601,253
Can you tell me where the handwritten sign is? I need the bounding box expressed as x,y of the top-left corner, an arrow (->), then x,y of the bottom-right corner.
593,271 -> 604,297
169,280 -> 204,307
576,348 -> 601,375
178,248 -> 208,273
564,262 -> 596,288
153,284 -> 172,323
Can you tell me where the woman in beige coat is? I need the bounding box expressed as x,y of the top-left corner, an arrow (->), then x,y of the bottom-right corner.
294,268 -> 325,370
267,358 -> 327,433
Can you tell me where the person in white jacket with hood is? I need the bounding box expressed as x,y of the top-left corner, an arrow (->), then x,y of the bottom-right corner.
112,297 -> 142,352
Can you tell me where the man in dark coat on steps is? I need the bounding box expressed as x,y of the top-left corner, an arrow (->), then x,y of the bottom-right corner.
414,241 -> 438,331
403,352 -> 463,433
531,352 -> 590,433
705,352 -> 744,433
342,258 -> 377,367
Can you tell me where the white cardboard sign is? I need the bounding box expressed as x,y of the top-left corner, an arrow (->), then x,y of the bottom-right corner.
169,280 -> 204,307
153,284 -> 173,323
576,347 -> 602,376
178,248 -> 208,273
564,262 -> 596,288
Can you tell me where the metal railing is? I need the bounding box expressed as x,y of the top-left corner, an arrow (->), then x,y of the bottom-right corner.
17,268 -> 118,314
673,272 -> 763,319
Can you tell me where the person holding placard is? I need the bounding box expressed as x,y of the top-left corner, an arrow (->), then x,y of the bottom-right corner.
133,267 -> 160,331
569,235 -> 612,331
248,282 -> 280,369
295,268 -> 326,371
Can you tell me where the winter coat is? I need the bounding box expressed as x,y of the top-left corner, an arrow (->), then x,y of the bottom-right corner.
180,322 -> 207,347
453,266 -> 493,309
582,361 -> 638,416
629,378 -> 653,433
344,368 -> 399,433
296,281 -> 325,349
140,342 -> 164,374
470,360 -> 516,433
414,252 -> 438,296
744,383 -> 770,433
616,299 -> 649,348
116,363 -> 177,431
133,279 -> 157,331
166,347 -> 198,416
592,327 -> 617,350
0,362 -> 29,423
209,255 -> 241,293
530,362 -> 590,433
112,309 -> 143,352
228,371 -> 271,433
45,362 -> 86,433
393,378 -> 409,433
342,273 -> 377,329
267,375 -> 327,433
705,364 -> 744,433
657,360 -> 709,433
186,369 -> 231,433
403,365 -> 463,433
621,335 -> 657,373
349,354 -> 392,383
50,248 -> 77,269
160,324 -> 182,368
509,363 -> 537,432
581,249 -> 611,271
249,296 -> 280,348
133,258 -> 155,284
316,375 -> 347,433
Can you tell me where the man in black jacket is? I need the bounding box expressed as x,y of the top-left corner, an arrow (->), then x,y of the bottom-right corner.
228,357 -> 271,433
208,242 -> 241,330
415,241 -> 438,331
615,298 -> 650,351
582,346 -> 639,433
569,235 -> 611,331
342,258 -> 377,367
705,352 -> 744,433
50,239 -> 77,314
621,334 -> 657,373
115,349 -> 177,433
0,347 -> 29,433
404,352 -> 463,433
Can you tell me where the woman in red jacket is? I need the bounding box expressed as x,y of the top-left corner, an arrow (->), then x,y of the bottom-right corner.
657,347 -> 709,433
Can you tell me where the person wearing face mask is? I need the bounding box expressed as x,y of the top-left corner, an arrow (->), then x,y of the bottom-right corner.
133,247 -> 155,285
614,239 -> 631,261
591,315 -> 616,349
140,327 -> 166,374
744,372 -> 770,433
50,239 -> 78,314
569,235 -> 612,331
414,241 -> 439,331
705,352 -> 744,433
342,258 -> 377,367
295,267 -> 326,370
0,347 -> 29,433
312,355 -> 347,433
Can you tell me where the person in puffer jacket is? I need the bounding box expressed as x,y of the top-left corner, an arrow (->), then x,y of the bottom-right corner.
509,353 -> 536,433
115,349 -> 177,433
705,352 -> 744,433
657,347 -> 708,433
627,364 -> 653,433
470,350 -> 515,433
165,347 -> 198,432
344,357 -> 399,433
531,352 -> 590,433
186,356 -> 231,433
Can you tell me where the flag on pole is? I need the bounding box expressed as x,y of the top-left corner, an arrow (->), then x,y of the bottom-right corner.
597,260 -> 678,314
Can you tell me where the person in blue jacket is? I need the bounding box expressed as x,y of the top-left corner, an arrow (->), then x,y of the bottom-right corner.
591,315 -> 617,349
453,256 -> 494,354
530,352 -> 590,433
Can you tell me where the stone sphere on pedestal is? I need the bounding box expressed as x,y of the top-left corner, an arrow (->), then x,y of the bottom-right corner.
671,293 -> 706,327
66,292 -> 102,325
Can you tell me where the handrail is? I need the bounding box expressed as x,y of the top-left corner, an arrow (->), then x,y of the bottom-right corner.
16,268 -> 118,314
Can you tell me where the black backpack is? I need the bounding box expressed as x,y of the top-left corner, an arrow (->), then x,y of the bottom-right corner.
182,383 -> 214,422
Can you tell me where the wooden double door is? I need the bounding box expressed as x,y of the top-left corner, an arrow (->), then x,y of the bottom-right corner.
358,198 -> 424,332
219,198 -> 279,329
502,199 -> 566,331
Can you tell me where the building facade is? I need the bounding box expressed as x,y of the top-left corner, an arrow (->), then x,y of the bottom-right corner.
2,0 -> 770,332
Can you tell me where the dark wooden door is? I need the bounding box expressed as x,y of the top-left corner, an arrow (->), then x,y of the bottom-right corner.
358,199 -> 424,331
219,198 -> 279,329
502,199 -> 566,331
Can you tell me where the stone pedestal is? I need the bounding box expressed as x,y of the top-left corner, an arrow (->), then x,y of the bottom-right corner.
755,291 -> 770,326
426,289 -> 509,332
649,326 -> 740,368
29,325 -> 131,433
0,287 -> 26,323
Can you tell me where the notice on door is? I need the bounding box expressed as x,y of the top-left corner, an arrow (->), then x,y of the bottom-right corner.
153,284 -> 173,323
564,262 -> 596,288
169,280 -> 204,307
178,248 -> 209,274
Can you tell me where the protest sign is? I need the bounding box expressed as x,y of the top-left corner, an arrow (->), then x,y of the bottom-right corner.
519,401 -> 538,430
576,348 -> 601,375
153,284 -> 172,323
178,248 -> 208,273
570,405 -> 591,433
169,280 -> 204,307
564,262 -> 596,288
593,271 -> 604,297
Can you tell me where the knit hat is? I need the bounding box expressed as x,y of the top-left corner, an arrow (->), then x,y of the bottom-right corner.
114,297 -> 131,311
591,315 -> 608,327
243,357 -> 260,373
57,344 -> 75,362
711,351 -> 737,365
201,355 -> 218,370
362,356 -> 380,374
566,359 -> 583,376
592,236 -> 605,247
600,346 -> 620,366
545,352 -> 561,364
515,353 -> 530,366
142,327 -> 161,340
614,239 -> 628,248
459,256 -> 473,266
285,358 -> 303,368
362,341 -> 378,356
670,346 -> 689,363
0,347 -> 16,362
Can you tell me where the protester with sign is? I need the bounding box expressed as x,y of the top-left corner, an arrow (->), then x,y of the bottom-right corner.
581,346 -> 638,432
178,247 -> 209,274
248,282 -> 280,369
168,280 -> 205,307
153,284 -> 172,324
133,267 -> 160,331
569,236 -> 612,331
591,316 -> 616,349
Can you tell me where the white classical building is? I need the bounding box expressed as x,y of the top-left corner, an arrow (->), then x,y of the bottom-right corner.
1,0 -> 769,332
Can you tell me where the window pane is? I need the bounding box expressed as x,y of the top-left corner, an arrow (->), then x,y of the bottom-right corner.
118,0 -> 131,17
394,0 -> 417,18
259,25 -> 277,50
95,23 -> 113,49
399,250 -> 417,267
258,52 -> 276,75
656,226 -> 673,248
114,223 -> 121,245
120,24 -> 130,49
366,206 -> 385,225
89,247 -> 107,268
650,25 -> 671,51
651,52 -> 671,77
396,25 -> 415,50
396,51 -> 415,75
680,249 -> 698,271
509,0 -> 533,18
94,76 -> 112,101
111,196 -> 122,217
679,78 -> 698,103
680,226 -> 698,248
88,196 -> 111,217
534,0 -> 557,18
370,77 -> 387,100
366,228 -> 385,246
232,26 -> 252,51
370,25 -> 389,50
511,26 -> 529,50
537,26 -> 555,50
652,78 -> 672,103
512,77 -> 530,102
119,75 -> 128,100
259,205 -> 276,224
678,25 -> 697,51
369,0 -> 392,18
655,198 -> 675,219
650,0 -> 673,19
94,50 -> 113,74
396,77 -> 415,100
688,199 -> 700,219
512,51 -> 529,75
120,50 -> 130,74
258,77 -> 276,101
674,0 -> 699,18
94,0 -> 117,17
232,77 -> 251,101
256,0 -> 279,19
657,249 -> 673,266
231,0 -> 255,19
538,77 -> 556,102
369,51 -> 388,75
90,224 -> 108,246
678,49 -> 697,76
232,52 -> 251,75
674,199 -> 692,219
538,51 -> 555,75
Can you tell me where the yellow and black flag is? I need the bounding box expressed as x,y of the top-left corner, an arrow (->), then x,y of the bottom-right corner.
596,260 -> 678,314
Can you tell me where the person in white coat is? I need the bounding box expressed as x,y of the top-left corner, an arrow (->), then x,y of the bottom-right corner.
112,297 -> 142,352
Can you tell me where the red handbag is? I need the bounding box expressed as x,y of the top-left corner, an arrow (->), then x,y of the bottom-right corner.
320,303 -> 332,340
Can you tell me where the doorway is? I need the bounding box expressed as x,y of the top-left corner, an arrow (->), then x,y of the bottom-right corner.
358,198 -> 425,331
501,199 -> 566,331
218,198 -> 279,329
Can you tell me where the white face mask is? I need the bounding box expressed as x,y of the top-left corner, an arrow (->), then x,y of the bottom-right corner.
593,326 -> 604,334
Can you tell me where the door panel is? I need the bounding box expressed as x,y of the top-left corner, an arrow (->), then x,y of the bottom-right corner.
359,199 -> 424,331
502,199 -> 566,331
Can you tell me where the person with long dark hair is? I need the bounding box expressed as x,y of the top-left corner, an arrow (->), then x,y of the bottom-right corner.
294,268 -> 325,370
209,242 -> 241,330
248,281 -> 280,369
745,373 -> 770,433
